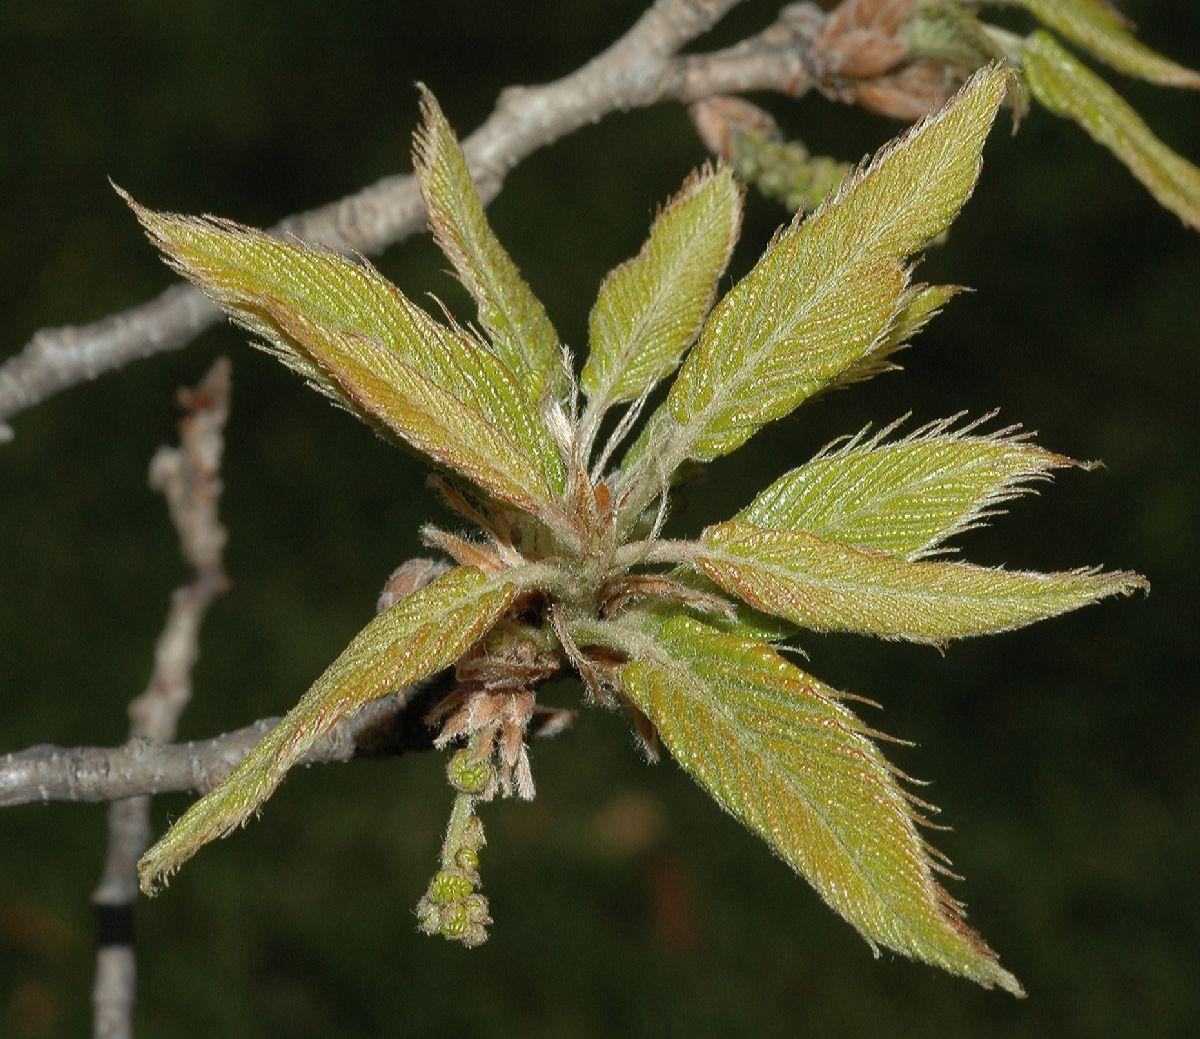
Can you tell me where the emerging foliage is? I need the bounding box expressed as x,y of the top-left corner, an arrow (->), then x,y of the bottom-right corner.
122,190 -> 568,516
738,415 -> 1073,559
620,615 -> 1023,995
768,2 -> 1200,231
413,87 -> 567,401
692,520 -> 1142,645
1022,30 -> 1200,228
998,0 -> 1200,88
580,165 -> 742,447
126,65 -> 1148,993
139,566 -> 517,890
621,64 -> 1006,487
918,1 -> 1200,228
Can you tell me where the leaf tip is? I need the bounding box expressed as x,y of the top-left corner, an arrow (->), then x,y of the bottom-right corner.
991,962 -> 1027,999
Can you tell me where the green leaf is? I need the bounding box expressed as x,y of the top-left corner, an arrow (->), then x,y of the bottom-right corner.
621,64 -> 1008,484
138,567 -> 515,892
692,520 -> 1147,645
413,88 -> 567,401
268,307 -> 564,516
620,614 -> 1024,994
738,415 -> 1076,559
123,192 -> 568,512
580,165 -> 742,421
822,283 -> 963,392
1022,31 -> 1200,228
999,0 -> 1200,88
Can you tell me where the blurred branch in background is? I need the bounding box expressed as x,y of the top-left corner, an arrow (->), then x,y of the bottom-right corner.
89,359 -> 230,1039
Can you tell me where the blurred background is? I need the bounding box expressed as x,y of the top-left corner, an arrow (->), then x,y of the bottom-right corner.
1,2 -> 1196,1036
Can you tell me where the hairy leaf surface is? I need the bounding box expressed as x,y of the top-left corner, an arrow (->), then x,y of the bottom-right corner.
738,417 -> 1075,559
581,166 -> 742,415
825,283 -> 963,391
138,567 -> 515,892
269,308 -> 563,515
125,194 -> 567,509
620,615 -> 1023,994
627,65 -> 1007,474
413,89 -> 566,401
1022,31 -> 1200,228
693,520 -> 1146,644
1002,0 -> 1200,87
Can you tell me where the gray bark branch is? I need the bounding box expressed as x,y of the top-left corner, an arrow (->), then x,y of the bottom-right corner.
0,0 -> 821,440
0,684 -> 578,808
4,697 -> 411,808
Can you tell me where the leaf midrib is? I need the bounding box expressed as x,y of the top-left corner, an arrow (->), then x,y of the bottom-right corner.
700,529 -> 1090,611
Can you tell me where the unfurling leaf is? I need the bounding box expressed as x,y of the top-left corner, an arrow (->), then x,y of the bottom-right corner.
621,64 -> 1008,484
1022,31 -> 1200,228
1001,0 -> 1200,88
824,283 -> 963,390
122,192 -> 567,512
413,87 -> 567,401
581,165 -> 742,419
738,416 -> 1075,559
901,0 -> 1010,72
620,615 -> 1024,995
898,2 -> 1031,123
138,567 -> 515,893
693,520 -> 1146,644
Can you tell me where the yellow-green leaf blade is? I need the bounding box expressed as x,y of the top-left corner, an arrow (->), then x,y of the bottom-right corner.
1003,0 -> 1200,88
827,283 -> 963,392
738,417 -> 1075,559
1022,31 -> 1200,228
695,520 -> 1147,644
632,64 -> 1007,474
581,165 -> 742,412
269,307 -> 562,514
414,88 -> 566,401
138,567 -> 515,893
620,615 -> 1023,994
124,194 -> 567,508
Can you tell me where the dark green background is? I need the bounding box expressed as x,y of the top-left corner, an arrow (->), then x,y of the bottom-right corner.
1,2 -> 1196,1036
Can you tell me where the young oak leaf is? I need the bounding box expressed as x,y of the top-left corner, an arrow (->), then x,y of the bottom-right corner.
138,566 -> 516,893
580,165 -> 742,438
1022,30 -> 1200,228
122,191 -> 567,514
619,614 -> 1024,995
619,64 -> 1009,493
413,87 -> 567,402
995,0 -> 1200,88
737,415 -> 1077,560
689,520 -> 1146,645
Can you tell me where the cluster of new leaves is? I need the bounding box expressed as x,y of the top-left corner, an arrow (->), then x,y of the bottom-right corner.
125,65 -> 1147,994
